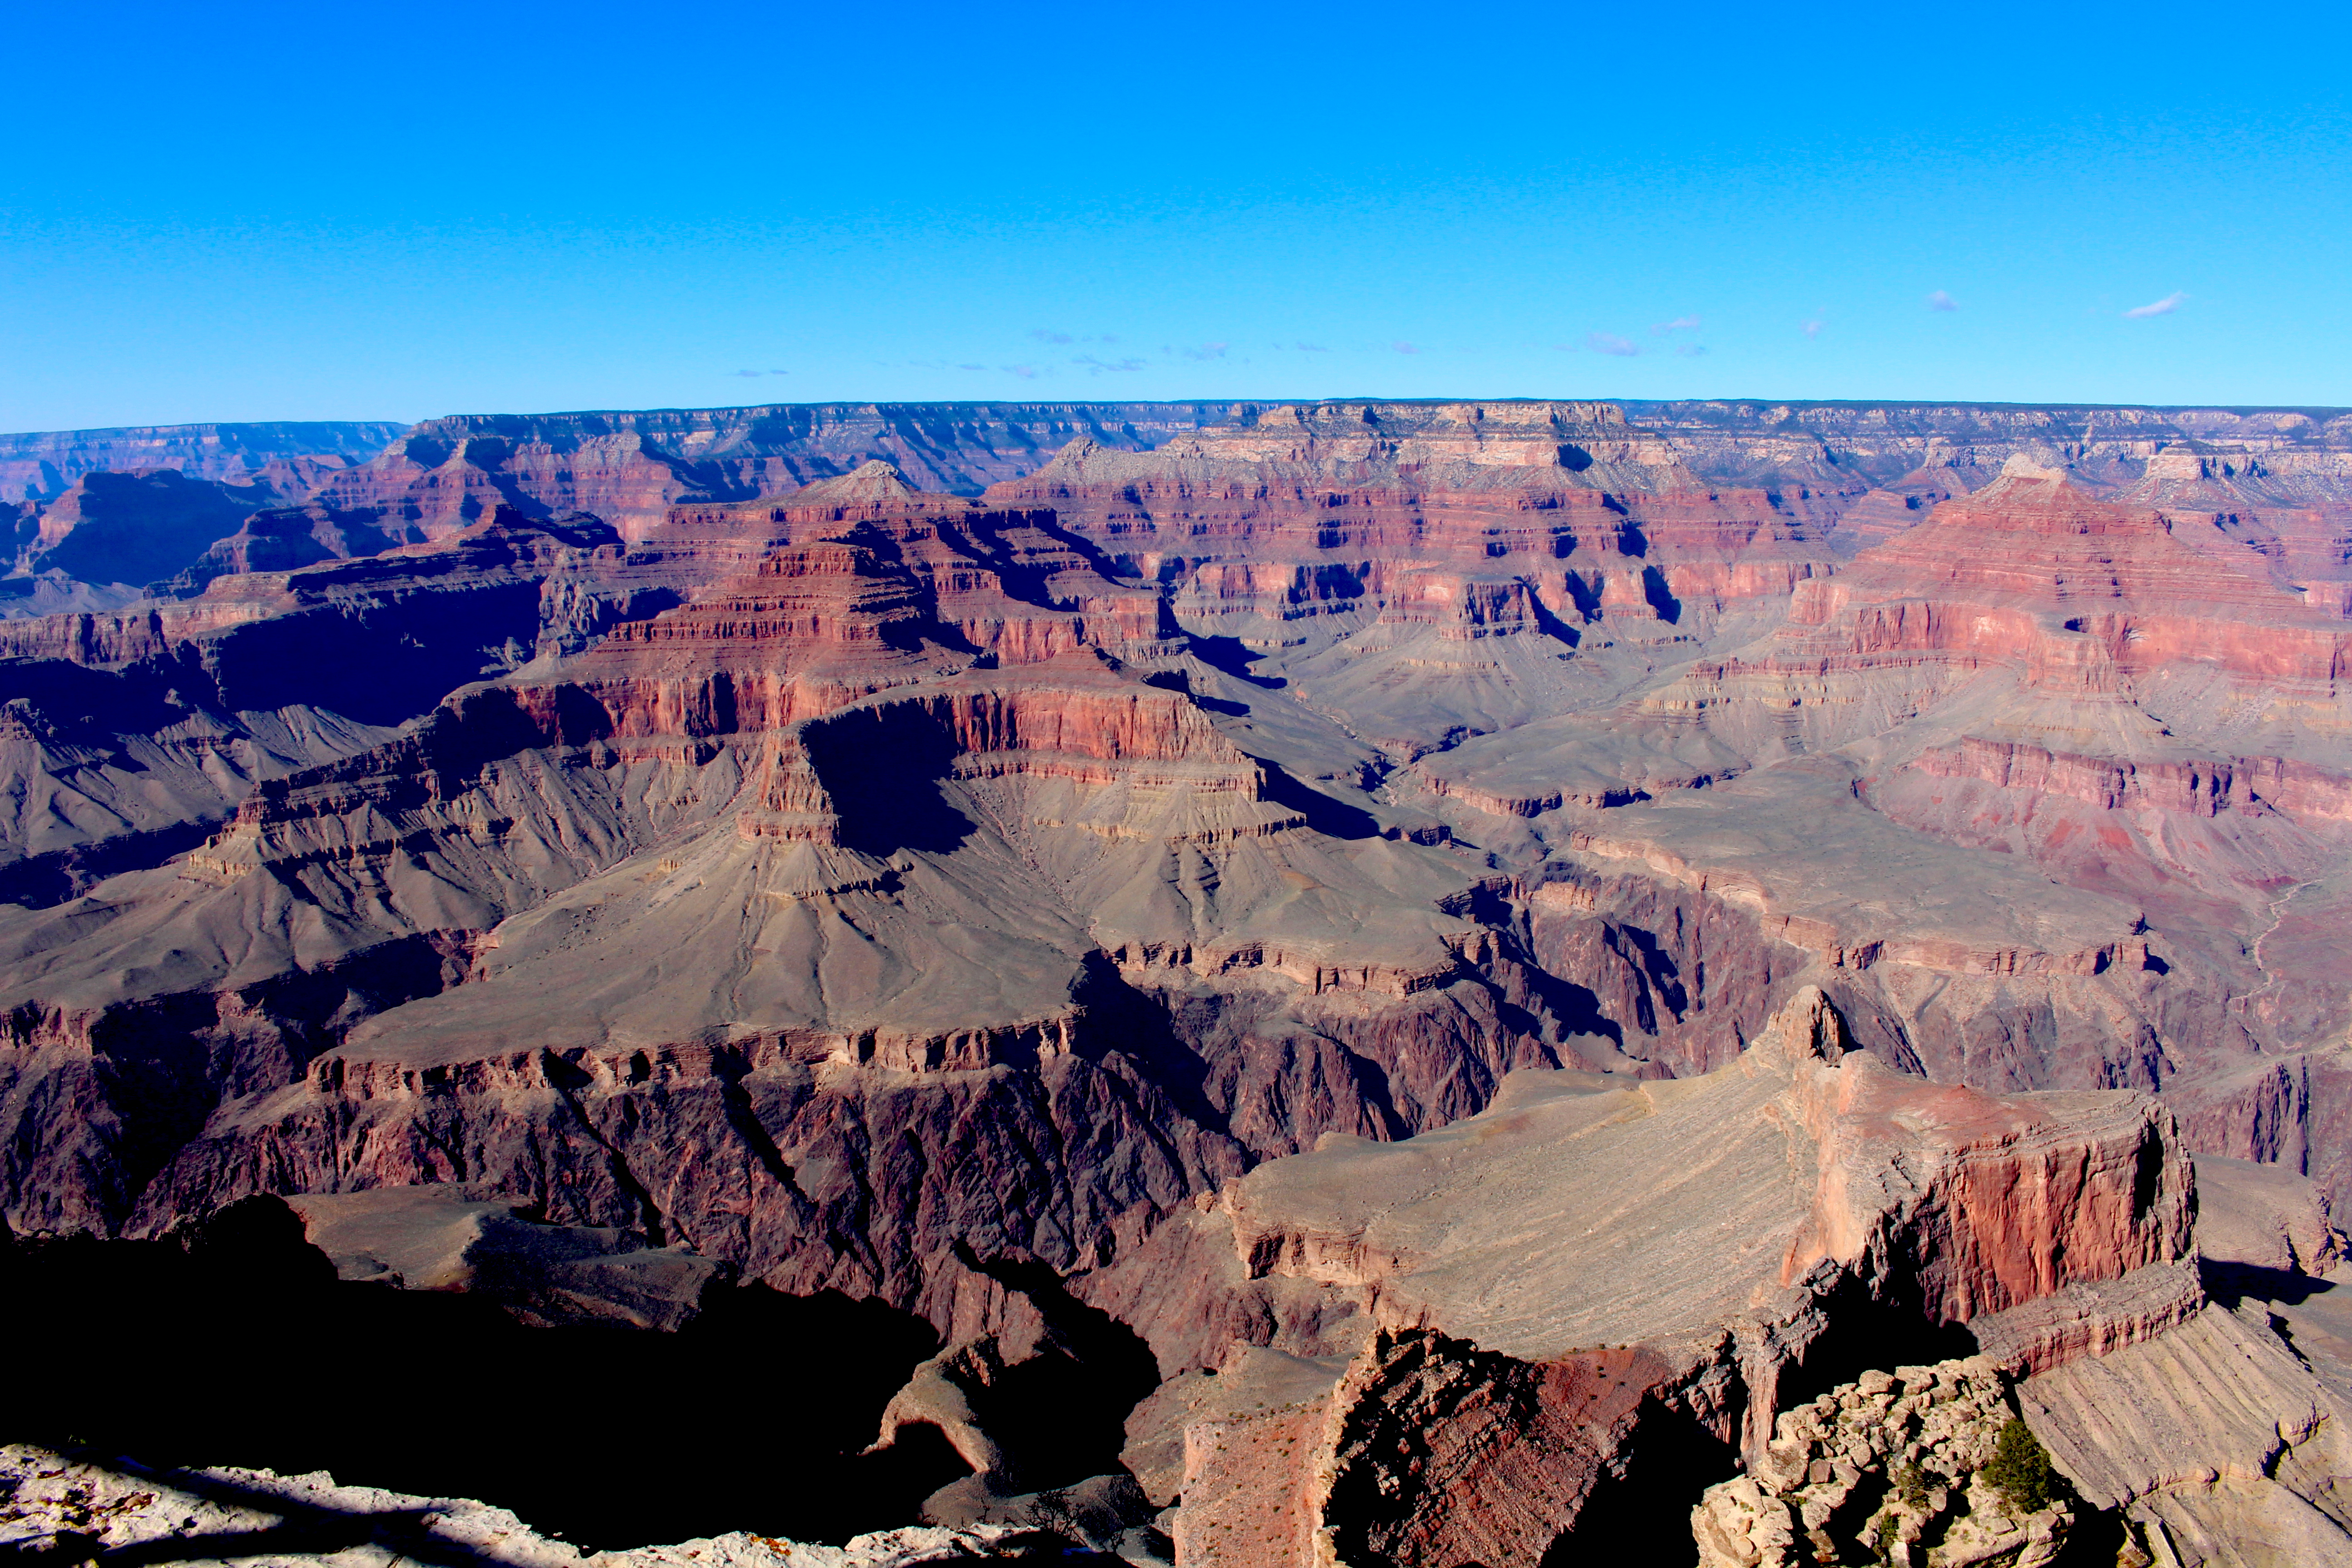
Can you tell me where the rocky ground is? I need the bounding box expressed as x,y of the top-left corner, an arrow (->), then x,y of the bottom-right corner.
0,1444 -> 1045,1568
1692,1357 -> 2077,1568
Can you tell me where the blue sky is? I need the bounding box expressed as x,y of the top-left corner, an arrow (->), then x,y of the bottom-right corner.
3,0 -> 2347,430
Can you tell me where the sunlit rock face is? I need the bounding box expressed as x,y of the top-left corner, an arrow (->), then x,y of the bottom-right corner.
3,398 -> 2352,1566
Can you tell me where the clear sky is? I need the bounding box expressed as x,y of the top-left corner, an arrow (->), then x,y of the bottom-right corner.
3,0 -> 2347,431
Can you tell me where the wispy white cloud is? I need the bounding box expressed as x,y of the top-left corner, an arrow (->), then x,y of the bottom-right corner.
1392,341 -> 1423,354
1650,315 -> 1701,336
1926,290 -> 1958,311
1003,364 -> 1041,379
957,363 -> 986,371
1293,341 -> 1330,352
1673,343 -> 1707,358
1803,316 -> 1825,339
1073,355 -> 1147,374
1029,329 -> 1075,344
1184,342 -> 1230,360
2123,291 -> 2188,319
1588,331 -> 1639,357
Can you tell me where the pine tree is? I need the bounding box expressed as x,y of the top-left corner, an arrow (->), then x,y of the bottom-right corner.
1981,1417 -> 2062,1513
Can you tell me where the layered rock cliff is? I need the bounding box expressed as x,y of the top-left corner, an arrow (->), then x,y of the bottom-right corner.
1083,988 -> 2202,1567
1,399 -> 2351,1565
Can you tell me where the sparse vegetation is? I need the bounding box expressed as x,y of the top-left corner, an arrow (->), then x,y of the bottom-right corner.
1891,1462 -> 1931,1509
1980,1417 -> 2063,1513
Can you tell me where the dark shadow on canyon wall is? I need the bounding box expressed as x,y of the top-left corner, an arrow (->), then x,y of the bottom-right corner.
1548,1282 -> 1981,1567
1776,1275 -> 1982,1413
1545,1397 -> 1737,1566
802,704 -> 977,856
0,1202 -> 967,1550
1248,755 -> 1380,840
1185,634 -> 1286,689
953,1245 -> 1164,1494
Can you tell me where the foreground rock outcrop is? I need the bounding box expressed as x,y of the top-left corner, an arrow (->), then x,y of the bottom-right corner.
1696,1147 -> 2352,1568
1692,1357 -> 2076,1568
0,1445 -> 1037,1568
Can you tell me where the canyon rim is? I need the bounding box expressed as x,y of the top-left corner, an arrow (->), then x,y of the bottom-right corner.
4,398 -> 2352,1568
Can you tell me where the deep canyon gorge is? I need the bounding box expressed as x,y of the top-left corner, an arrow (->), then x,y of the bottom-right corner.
5,397 -> 2352,1567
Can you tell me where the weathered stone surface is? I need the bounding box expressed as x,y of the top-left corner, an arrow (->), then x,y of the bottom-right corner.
0,1443 -> 1031,1568
1122,1346 -> 1353,1509
1692,1356 -> 2073,1568
2017,1303 -> 2352,1566
2194,1152 -> 2344,1274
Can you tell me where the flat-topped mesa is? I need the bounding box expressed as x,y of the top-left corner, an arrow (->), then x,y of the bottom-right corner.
729,656 -> 1273,836
288,426 -> 709,549
1103,988 -> 2197,1568
1174,401 -> 1642,471
609,534 -> 935,652
1777,457 -> 2352,691
640,460 -> 997,558
1003,406 -> 1685,500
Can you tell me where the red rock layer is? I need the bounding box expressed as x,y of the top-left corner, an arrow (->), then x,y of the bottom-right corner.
1771,466 -> 2352,691
994,434 -> 1843,646
286,405 -> 1234,543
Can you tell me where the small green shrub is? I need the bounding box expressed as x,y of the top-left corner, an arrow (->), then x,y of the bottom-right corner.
1981,1416 -> 2063,1513
1891,1462 -> 1931,1509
